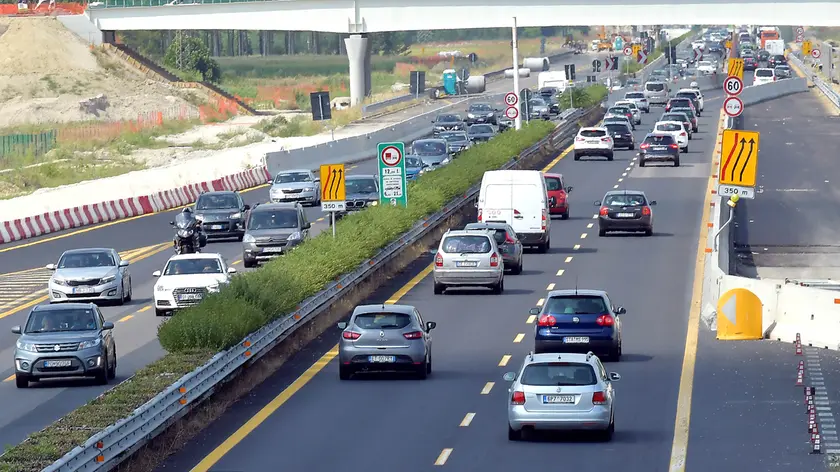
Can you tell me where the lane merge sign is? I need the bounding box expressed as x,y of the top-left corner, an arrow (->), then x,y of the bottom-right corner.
719,129 -> 760,187
320,164 -> 346,212
724,76 -> 743,96
377,142 -> 408,207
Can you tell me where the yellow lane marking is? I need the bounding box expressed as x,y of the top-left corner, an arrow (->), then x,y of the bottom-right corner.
3,374 -> 15,382
573,244 -> 581,250
498,355 -> 511,367
316,217 -> 326,222
0,267 -> 47,278
118,315 -> 134,322
546,283 -> 555,290
556,269 -> 565,276
231,259 -> 242,266
540,144 -> 574,172
580,233 -> 587,239
536,298 -> 544,306
434,448 -> 453,466
190,260 -> 432,471
668,109 -> 727,471
513,333 -> 525,343
0,184 -> 269,255
526,315 -> 536,324
459,413 -> 475,427
138,305 -> 151,313
480,382 -> 495,395
564,256 -> 573,263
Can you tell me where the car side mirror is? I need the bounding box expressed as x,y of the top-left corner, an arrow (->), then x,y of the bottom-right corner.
119,260 -> 129,267
529,307 -> 541,315
426,321 -> 437,331
615,306 -> 627,315
474,201 -> 479,208
565,186 -> 573,193
103,321 -> 115,330
152,270 -> 162,277
609,372 -> 621,381
431,120 -> 435,124
228,267 -> 237,274
243,204 -> 250,211
503,372 -> 517,382
11,326 -> 20,334
45,263 -> 56,270
314,178 -> 320,182
650,200 -> 657,206
549,196 -> 557,207
169,221 -> 175,226
593,201 -> 602,206
337,322 -> 347,329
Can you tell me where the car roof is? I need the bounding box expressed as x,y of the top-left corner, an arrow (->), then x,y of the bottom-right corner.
465,222 -> 509,230
61,247 -> 115,255
526,352 -> 594,365
167,252 -> 224,261
445,229 -> 494,238
655,120 -> 684,126
580,126 -> 607,131
547,288 -> 607,298
276,168 -> 311,174
345,174 -> 377,180
198,190 -> 238,197
252,202 -> 301,211
353,304 -> 415,315
32,302 -> 96,312
415,138 -> 446,143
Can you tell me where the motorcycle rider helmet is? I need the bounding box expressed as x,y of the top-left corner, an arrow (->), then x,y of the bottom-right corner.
690,81 -> 699,89
182,207 -> 192,214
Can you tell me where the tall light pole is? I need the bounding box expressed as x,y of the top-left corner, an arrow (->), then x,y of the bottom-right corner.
512,17 -> 522,130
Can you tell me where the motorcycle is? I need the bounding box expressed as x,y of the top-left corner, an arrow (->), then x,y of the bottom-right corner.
170,213 -> 207,254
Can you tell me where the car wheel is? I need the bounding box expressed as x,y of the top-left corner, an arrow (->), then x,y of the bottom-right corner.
339,365 -> 353,380
492,278 -> 504,294
682,146 -> 688,153
511,260 -> 523,275
645,228 -> 654,237
243,258 -> 258,268
607,152 -> 614,161
561,211 -> 569,220
237,234 -> 245,242
639,159 -> 646,167
599,414 -> 615,442
15,375 -> 28,388
155,309 -> 168,317
96,354 -> 110,385
599,227 -> 607,237
573,153 -> 580,161
674,157 -> 680,167
433,282 -> 445,295
508,425 -> 522,441
125,279 -> 132,302
107,347 -> 117,380
688,133 -> 692,140
417,357 -> 428,379
427,353 -> 432,374
628,144 -> 635,150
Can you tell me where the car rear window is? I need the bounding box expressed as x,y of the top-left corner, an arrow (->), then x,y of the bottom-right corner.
673,108 -> 694,117
656,123 -> 682,132
625,92 -> 644,99
413,141 -> 447,155
441,235 -> 492,254
521,362 -> 597,386
464,224 -> 510,245
663,114 -> 687,122
645,83 -> 665,92
544,176 -> 563,191
755,69 -> 774,77
580,129 -> 606,138
676,92 -> 695,100
354,313 -> 412,330
605,124 -> 629,134
644,134 -> 676,145
670,99 -> 691,107
544,295 -> 609,314
609,107 -> 629,114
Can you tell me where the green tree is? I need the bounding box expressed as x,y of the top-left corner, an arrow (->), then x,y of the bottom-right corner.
164,33 -> 221,82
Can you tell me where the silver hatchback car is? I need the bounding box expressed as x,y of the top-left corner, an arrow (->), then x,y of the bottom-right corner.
337,304 -> 436,379
433,229 -> 504,294
504,352 -> 620,441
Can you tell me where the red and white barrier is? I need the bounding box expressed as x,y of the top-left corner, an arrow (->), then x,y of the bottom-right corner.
0,166 -> 271,244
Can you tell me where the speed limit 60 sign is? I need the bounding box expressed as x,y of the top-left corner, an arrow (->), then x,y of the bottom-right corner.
724,76 -> 743,96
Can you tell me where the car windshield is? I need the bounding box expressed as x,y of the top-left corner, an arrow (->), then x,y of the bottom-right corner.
440,133 -> 468,143
345,178 -> 377,194
656,123 -> 682,132
544,176 -> 563,191
274,172 -> 311,184
405,157 -> 423,168
437,114 -> 460,122
540,87 -> 558,96
413,141 -> 447,155
521,362 -> 597,386
616,102 -> 636,109
354,312 -> 412,329
755,69 -> 773,77
25,308 -> 98,333
663,114 -> 687,122
676,93 -> 695,100
625,92 -> 644,99
670,99 -> 691,107
644,135 -> 675,145
469,104 -> 492,112
441,235 -> 492,254
469,125 -> 493,134
608,108 -> 629,115
646,83 -> 665,92
57,251 -> 115,268
248,210 -> 299,230
580,129 -> 606,138
196,194 -> 238,210
545,294 -> 609,314
529,98 -> 546,106
163,258 -> 222,276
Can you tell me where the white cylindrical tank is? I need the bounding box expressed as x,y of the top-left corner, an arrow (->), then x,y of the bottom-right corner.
523,57 -> 550,71
504,68 -> 531,78
464,75 -> 486,94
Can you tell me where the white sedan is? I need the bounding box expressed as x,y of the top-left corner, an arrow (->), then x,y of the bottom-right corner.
152,253 -> 236,316
696,61 -> 715,75
653,121 -> 689,153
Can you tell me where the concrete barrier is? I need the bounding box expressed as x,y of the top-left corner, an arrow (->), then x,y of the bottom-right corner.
740,77 -> 808,105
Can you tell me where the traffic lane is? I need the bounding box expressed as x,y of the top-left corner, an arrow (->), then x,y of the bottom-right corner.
686,335 -> 825,472
734,91 -> 838,249
153,126 -> 634,471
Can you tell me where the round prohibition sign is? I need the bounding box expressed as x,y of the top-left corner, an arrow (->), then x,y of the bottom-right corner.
723,96 -> 744,117
724,76 -> 743,96
623,46 -> 632,56
812,48 -> 822,59
504,92 -> 518,107
505,106 -> 519,120
380,145 -> 402,166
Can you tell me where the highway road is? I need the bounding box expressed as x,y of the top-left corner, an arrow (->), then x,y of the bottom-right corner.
154,78 -> 748,472
0,50 -> 615,447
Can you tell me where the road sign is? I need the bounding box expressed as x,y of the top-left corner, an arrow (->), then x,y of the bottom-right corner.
812,48 -> 822,59
724,76 -> 743,96
319,164 -> 346,212
725,40 -> 732,50
632,43 -> 641,57
693,48 -> 700,61
609,56 -> 618,70
796,34 -> 804,44
719,129 -> 760,187
604,56 -> 615,71
717,288 -> 763,340
504,92 -> 518,107
591,59 -> 602,73
723,96 -> 743,117
505,106 -> 519,120
564,64 -> 576,81
796,26 -> 805,36
637,49 -> 648,64
803,40 -> 813,57
377,142 -> 407,207
727,58 -> 744,80
623,46 -> 632,56
717,184 -> 755,199
613,36 -> 624,51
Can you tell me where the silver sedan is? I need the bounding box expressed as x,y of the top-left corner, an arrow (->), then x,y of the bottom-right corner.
269,169 -> 321,206
47,248 -> 132,305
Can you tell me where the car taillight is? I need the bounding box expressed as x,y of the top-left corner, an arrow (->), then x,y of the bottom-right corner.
596,314 -> 615,326
576,137 -> 585,142
490,253 -> 499,267
669,144 -> 678,149
537,314 -> 556,326
403,331 -> 423,339
640,143 -> 650,149
505,232 -> 516,244
435,252 -> 444,267
665,105 -> 671,111
477,208 -> 482,222
601,137 -> 611,142
599,206 -> 608,216
680,132 -> 687,136
511,391 -> 526,405
541,209 -> 547,231
592,391 -> 607,405
342,331 -> 361,340
557,191 -> 566,203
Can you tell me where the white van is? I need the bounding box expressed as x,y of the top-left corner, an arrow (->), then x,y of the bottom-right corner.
477,170 -> 551,252
753,68 -> 776,86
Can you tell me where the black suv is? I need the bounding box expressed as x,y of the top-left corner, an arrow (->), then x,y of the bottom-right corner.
639,134 -> 680,167
192,191 -> 250,241
605,122 -> 635,150
432,114 -> 466,135
464,103 -> 498,125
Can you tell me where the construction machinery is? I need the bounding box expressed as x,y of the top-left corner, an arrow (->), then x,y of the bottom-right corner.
428,68 -> 487,99
597,26 -> 613,51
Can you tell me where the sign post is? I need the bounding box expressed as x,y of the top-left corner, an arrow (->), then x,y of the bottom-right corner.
717,129 -> 760,199
319,164 -> 346,237
377,142 -> 408,207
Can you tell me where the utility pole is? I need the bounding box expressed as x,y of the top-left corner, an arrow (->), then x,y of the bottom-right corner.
512,17 -> 522,130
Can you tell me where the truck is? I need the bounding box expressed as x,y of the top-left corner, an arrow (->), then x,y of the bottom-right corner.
538,71 -> 568,93
764,39 -> 785,56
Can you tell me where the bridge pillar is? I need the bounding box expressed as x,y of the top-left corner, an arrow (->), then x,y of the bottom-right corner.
102,30 -> 116,45
344,34 -> 371,106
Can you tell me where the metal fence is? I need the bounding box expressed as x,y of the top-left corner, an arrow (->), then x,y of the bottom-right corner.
0,130 -> 56,159
788,53 -> 840,111
41,106 -> 592,472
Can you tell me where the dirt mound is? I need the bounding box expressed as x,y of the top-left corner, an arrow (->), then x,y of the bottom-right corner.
0,17 -> 199,128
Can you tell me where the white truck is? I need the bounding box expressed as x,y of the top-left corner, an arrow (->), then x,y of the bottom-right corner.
764,39 -> 785,56
538,71 -> 567,93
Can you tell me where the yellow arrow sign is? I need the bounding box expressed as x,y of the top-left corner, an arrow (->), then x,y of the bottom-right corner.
727,58 -> 744,80
319,164 -> 346,202
717,288 -> 763,340
632,44 -> 641,57
802,40 -> 812,57
719,129 -> 759,187
725,40 -> 732,50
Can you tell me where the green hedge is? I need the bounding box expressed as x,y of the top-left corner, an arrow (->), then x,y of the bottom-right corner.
558,84 -> 608,109
216,55 -> 401,79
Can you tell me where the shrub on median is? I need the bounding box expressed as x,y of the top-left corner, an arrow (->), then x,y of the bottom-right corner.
158,119 -> 557,352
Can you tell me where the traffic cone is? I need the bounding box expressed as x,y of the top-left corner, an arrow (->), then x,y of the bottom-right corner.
796,342 -> 803,355
796,369 -> 804,386
797,333 -> 802,343
809,413 -> 817,432
812,430 -> 822,454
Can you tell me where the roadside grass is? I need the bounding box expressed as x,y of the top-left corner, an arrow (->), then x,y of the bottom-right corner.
251,107 -> 363,138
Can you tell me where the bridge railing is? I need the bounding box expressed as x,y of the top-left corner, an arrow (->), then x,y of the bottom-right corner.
90,0 -> 272,7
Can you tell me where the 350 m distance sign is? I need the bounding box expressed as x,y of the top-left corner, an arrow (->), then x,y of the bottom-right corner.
724,76 -> 743,96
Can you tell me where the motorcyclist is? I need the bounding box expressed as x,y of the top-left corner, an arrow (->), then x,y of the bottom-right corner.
173,208 -> 205,253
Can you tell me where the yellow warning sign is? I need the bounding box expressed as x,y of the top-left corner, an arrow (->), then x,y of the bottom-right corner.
717,288 -> 763,340
802,40 -> 812,57
719,129 -> 759,187
727,58 -> 744,80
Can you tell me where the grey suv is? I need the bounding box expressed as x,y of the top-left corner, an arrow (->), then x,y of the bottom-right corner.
12,303 -> 116,388
241,202 -> 311,267
193,191 -> 249,241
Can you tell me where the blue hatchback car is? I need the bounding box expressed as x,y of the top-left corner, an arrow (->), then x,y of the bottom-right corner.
405,156 -> 425,181
531,289 -> 624,361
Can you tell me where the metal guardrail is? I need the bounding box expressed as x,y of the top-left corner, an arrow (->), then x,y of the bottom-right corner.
785,278 -> 840,291
41,108 -> 588,472
788,53 -> 840,111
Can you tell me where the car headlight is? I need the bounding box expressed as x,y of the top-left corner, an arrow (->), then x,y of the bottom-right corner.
16,340 -> 37,352
100,275 -> 116,284
230,212 -> 242,219
467,113 -> 475,118
441,158 -> 451,165
303,187 -> 314,192
156,285 -> 169,292
207,284 -> 220,293
52,277 -> 67,286
78,338 -> 101,349
288,231 -> 302,241
370,201 -> 378,206
243,234 -> 255,243
487,113 -> 494,117
195,215 -> 204,222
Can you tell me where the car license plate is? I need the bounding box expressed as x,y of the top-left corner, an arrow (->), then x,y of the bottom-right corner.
617,213 -> 634,218
586,140 -> 599,144
368,355 -> 395,363
73,286 -> 96,294
208,225 -> 222,230
177,293 -> 202,301
263,247 -> 283,253
456,261 -> 478,267
563,337 -> 589,343
44,360 -> 72,368
542,394 -> 576,404
653,146 -> 666,151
